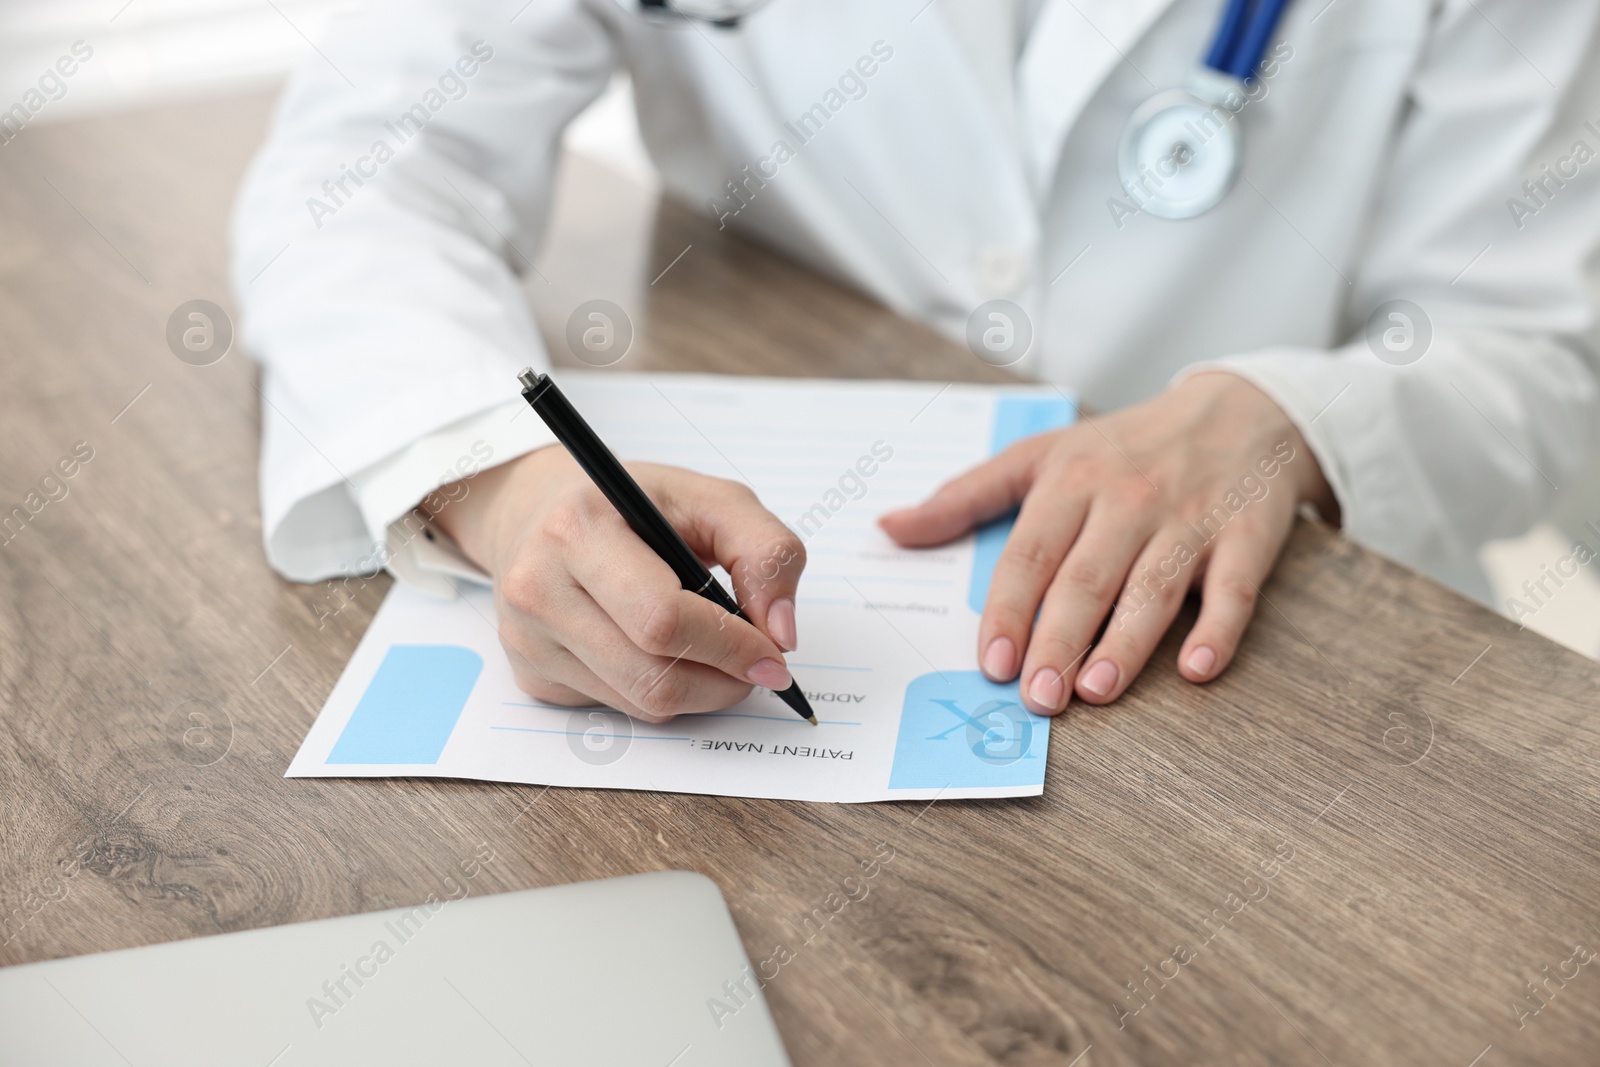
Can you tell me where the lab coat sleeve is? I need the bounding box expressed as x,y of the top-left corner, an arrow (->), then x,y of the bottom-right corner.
1189,0 -> 1600,597
346,398 -> 539,598
229,0 -> 614,582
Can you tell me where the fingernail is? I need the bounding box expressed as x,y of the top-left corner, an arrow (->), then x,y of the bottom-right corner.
768,598 -> 797,651
746,658 -> 792,690
1027,668 -> 1065,713
1186,645 -> 1217,678
981,636 -> 1017,680
1079,659 -> 1119,699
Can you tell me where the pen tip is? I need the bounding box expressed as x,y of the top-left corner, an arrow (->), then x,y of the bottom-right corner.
807,715 -> 818,726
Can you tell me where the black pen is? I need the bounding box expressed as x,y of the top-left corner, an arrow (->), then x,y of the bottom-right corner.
517,369 -> 817,725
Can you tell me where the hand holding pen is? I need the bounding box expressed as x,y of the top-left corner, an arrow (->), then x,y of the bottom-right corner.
429,372 -> 814,723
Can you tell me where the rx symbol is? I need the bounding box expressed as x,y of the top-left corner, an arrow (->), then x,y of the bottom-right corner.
928,699 -> 1033,765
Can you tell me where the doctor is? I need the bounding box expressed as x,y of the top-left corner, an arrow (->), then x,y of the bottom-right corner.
233,0 -> 1600,720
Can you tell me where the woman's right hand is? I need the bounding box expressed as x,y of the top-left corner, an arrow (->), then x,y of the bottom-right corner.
432,446 -> 806,721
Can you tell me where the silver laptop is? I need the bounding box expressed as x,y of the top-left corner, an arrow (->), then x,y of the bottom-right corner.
0,870 -> 791,1066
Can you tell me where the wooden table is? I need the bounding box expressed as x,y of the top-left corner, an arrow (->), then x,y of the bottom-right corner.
2,90 -> 1598,1067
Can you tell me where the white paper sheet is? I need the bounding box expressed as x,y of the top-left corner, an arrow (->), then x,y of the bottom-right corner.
287,372 -> 1076,803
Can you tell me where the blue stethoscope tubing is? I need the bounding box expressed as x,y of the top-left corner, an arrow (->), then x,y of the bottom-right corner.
1118,0 -> 1296,219
1205,0 -> 1294,80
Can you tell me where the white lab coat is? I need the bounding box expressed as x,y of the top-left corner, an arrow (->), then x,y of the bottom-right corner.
231,0 -> 1600,603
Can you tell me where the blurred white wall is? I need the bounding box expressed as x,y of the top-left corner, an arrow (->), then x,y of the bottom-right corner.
0,0 -> 658,185
0,0 -> 360,118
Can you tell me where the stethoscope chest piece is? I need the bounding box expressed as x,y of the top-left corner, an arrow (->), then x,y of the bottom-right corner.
1117,73 -> 1244,220
1115,0 -> 1295,220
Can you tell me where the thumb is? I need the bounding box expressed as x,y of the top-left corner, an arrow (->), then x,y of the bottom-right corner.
878,436 -> 1044,547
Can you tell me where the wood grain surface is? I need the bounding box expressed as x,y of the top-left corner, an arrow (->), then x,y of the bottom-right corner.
2,90 -> 1598,1066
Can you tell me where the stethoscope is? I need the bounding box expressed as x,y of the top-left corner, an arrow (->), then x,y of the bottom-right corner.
1117,0 -> 1295,219
641,0 -> 1292,219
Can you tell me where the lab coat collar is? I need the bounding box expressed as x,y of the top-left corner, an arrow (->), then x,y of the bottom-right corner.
822,2 -> 1040,301
1017,0 -> 1181,192
909,0 -> 1031,188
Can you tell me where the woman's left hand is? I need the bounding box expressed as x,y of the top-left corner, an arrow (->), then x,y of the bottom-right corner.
878,372 -> 1339,716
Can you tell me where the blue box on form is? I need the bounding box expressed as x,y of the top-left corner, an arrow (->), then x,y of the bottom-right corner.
327,645 -> 483,765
